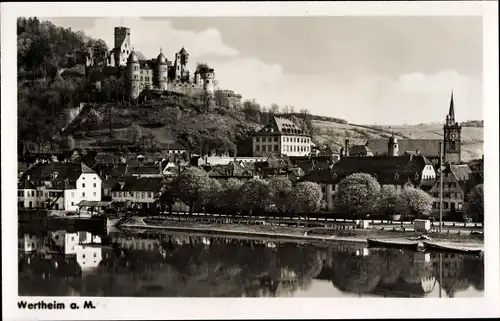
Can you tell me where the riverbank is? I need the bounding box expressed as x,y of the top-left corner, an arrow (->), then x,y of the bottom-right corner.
118,217 -> 484,251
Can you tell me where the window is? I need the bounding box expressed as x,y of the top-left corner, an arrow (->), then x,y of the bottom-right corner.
82,177 -> 85,180
149,192 -> 153,198
93,183 -> 96,188
142,192 -> 146,198
71,192 -> 75,197
93,192 -> 96,197
394,173 -> 399,180
71,202 -> 74,206
263,145 -> 266,152
140,76 -> 143,81
274,145 -> 279,152
256,146 -> 260,152
444,202 -> 449,209
82,183 -> 85,188
82,192 -> 85,197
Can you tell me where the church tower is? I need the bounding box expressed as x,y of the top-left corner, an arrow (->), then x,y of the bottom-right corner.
443,91 -> 462,164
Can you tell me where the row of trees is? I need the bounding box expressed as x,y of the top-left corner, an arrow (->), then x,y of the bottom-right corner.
165,167 -> 323,215
335,173 -> 434,218
164,169 -> 441,218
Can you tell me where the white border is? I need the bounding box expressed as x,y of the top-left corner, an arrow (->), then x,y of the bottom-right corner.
2,1 -> 499,320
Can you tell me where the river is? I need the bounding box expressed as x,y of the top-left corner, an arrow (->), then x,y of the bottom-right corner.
18,226 -> 484,298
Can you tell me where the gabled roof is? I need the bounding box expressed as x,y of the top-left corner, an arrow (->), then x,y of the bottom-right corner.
22,162 -> 95,183
366,139 -> 442,158
349,145 -> 373,156
450,164 -> 472,182
255,116 -> 309,137
167,141 -> 187,150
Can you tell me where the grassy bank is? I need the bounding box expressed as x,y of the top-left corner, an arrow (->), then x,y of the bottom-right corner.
118,217 -> 484,249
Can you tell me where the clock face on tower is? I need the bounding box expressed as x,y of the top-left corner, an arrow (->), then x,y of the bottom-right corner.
450,133 -> 456,140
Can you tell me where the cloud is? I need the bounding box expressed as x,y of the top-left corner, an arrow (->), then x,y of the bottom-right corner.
49,17 -> 239,59
211,57 -> 483,125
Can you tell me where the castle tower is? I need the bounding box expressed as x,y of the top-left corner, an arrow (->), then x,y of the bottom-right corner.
156,50 -> 168,91
443,91 -> 462,164
127,51 -> 140,100
174,47 -> 189,81
388,134 -> 399,156
201,69 -> 215,93
114,27 -> 131,67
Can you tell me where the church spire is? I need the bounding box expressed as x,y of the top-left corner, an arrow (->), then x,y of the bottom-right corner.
448,90 -> 455,122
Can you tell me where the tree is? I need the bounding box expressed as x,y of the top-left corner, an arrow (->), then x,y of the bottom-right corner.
202,178 -> 222,212
219,178 -> 244,213
377,185 -> 402,215
268,177 -> 293,213
467,184 -> 484,221
288,182 -> 323,214
242,99 -> 262,123
237,178 -> 271,215
335,173 -> 381,216
174,167 -> 212,215
399,186 -> 433,218
270,103 -> 280,115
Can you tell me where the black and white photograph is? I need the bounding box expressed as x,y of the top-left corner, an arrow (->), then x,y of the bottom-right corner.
2,1 -> 499,320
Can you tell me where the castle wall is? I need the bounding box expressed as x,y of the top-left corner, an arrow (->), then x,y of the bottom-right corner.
166,82 -> 205,97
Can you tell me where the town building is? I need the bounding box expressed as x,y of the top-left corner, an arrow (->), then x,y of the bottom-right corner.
428,163 -> 472,219
366,92 -> 462,165
252,116 -> 312,157
18,162 -> 102,212
110,177 -> 163,209
207,161 -> 255,183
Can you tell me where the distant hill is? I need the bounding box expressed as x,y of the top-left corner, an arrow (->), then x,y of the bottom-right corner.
312,120 -> 484,162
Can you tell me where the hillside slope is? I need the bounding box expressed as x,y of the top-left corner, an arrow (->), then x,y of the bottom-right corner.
313,120 -> 483,162
67,101 -> 261,156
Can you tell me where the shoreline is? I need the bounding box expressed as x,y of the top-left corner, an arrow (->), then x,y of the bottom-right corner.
118,218 -> 484,251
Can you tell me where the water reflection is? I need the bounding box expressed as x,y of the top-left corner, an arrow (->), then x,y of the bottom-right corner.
18,228 -> 484,298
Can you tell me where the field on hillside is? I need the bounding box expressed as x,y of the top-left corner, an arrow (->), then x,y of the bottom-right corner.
313,120 -> 483,162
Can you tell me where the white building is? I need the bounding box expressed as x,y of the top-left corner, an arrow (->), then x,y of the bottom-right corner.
18,162 -> 102,212
252,116 -> 312,157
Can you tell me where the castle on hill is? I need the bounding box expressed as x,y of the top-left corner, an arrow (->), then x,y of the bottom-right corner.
81,26 -> 218,100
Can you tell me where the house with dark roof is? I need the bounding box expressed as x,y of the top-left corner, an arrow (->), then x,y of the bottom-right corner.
427,163 -> 472,219
252,116 -> 312,157
164,141 -> 187,154
19,162 -> 102,212
301,154 -> 436,211
110,177 -> 163,209
207,161 -> 254,182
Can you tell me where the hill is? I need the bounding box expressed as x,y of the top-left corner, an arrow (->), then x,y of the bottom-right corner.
313,121 -> 483,162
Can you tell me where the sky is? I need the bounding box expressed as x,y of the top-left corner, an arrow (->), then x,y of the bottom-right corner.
44,17 -> 483,125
